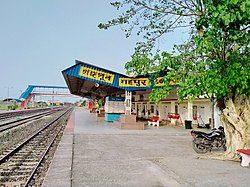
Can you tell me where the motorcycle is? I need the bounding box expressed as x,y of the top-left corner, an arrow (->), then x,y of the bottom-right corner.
190,126 -> 227,154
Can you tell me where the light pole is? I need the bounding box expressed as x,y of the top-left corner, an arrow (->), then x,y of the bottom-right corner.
6,86 -> 13,109
6,86 -> 13,98
51,89 -> 54,109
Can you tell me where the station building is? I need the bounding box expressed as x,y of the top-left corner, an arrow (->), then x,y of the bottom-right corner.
62,60 -> 220,129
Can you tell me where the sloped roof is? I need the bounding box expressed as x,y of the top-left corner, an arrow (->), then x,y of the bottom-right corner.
62,60 -> 149,98
62,60 -> 178,99
2,98 -> 22,102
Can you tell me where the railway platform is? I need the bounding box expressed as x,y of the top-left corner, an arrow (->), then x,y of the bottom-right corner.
42,107 -> 250,187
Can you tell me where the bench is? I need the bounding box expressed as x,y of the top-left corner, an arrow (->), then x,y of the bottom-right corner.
237,149 -> 250,167
148,116 -> 160,127
167,113 -> 182,126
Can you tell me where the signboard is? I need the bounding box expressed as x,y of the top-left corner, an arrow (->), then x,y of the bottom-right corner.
79,66 -> 114,84
155,77 -> 181,86
119,78 -> 149,87
119,77 -> 180,87
78,65 -> 180,89
155,77 -> 164,86
107,96 -> 125,101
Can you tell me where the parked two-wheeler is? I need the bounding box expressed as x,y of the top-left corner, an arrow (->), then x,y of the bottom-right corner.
190,126 -> 227,153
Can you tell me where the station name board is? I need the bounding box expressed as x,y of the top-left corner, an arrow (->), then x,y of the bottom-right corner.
119,77 -> 180,87
119,78 -> 149,87
78,66 -> 180,88
155,77 -> 164,86
79,66 -> 114,84
155,77 -> 181,86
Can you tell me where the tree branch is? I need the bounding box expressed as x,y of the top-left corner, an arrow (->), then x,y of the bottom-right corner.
132,0 -> 198,17
147,16 -> 182,42
172,0 -> 197,12
189,0 -> 199,10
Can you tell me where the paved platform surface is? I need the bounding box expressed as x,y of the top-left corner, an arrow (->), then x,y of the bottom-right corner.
42,107 -> 250,187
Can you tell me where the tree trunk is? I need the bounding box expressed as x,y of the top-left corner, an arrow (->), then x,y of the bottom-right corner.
220,95 -> 250,160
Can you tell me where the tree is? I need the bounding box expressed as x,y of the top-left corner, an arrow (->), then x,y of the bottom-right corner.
99,0 -> 250,160
81,100 -> 87,107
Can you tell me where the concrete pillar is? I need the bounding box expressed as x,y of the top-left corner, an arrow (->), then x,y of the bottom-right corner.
144,103 -> 148,118
146,102 -> 150,118
153,104 -> 157,115
125,90 -> 132,115
158,102 -> 163,119
187,101 -> 193,120
138,102 -> 143,117
170,101 -> 175,113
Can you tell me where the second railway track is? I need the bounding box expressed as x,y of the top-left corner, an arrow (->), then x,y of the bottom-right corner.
0,108 -> 54,121
0,109 -> 59,133
0,107 -> 73,186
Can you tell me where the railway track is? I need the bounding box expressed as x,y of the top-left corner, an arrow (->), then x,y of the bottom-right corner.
0,108 -> 53,121
0,107 -> 73,186
0,109 -> 58,133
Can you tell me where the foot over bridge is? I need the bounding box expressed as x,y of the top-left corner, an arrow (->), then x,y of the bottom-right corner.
19,85 -> 77,109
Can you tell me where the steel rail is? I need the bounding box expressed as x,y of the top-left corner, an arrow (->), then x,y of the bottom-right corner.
23,121 -> 65,186
0,107 -> 71,164
0,110 -> 57,133
0,108 -> 52,120
24,107 -> 73,186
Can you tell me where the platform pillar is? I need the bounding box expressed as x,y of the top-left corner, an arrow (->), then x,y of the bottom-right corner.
187,101 -> 193,120
125,90 -> 132,115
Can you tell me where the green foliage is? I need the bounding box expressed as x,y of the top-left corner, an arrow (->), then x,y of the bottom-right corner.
100,0 -> 250,104
7,104 -> 18,110
81,100 -> 87,106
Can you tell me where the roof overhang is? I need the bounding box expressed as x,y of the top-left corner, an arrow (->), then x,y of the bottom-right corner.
62,60 -> 177,99
62,60 -> 132,98
63,74 -> 126,98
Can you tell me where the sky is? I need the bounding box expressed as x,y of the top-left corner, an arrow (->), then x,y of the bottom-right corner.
0,0 -> 188,101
